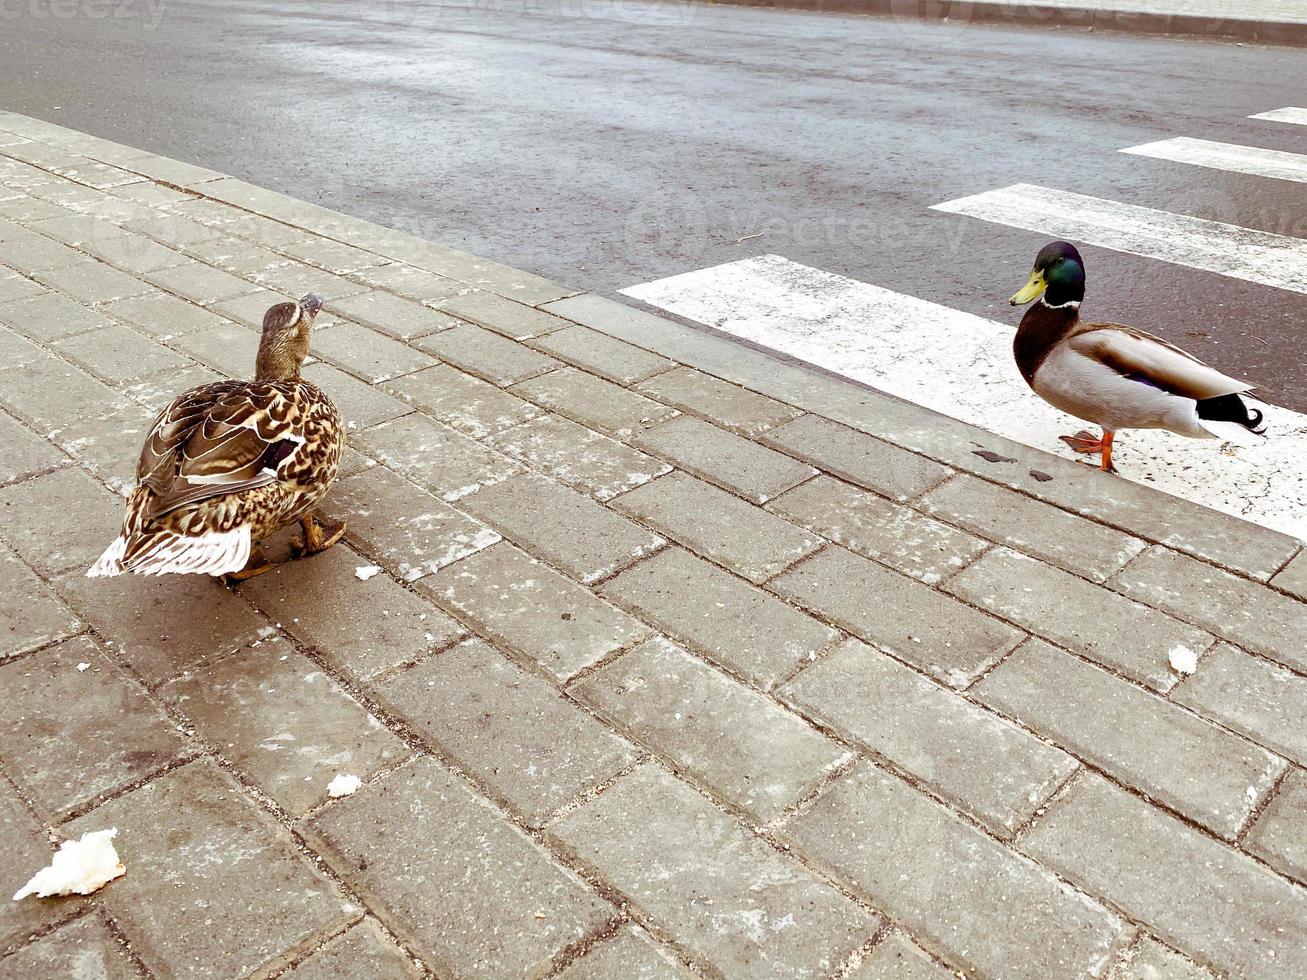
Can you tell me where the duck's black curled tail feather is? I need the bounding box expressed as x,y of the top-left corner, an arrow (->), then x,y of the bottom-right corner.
1197,393 -> 1265,433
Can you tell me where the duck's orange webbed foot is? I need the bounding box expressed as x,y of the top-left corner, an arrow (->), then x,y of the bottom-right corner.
224,546 -> 279,583
1060,430 -> 1117,474
291,513 -> 347,559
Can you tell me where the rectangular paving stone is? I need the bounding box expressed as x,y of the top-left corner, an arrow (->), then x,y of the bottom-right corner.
418,541 -> 648,682
635,366 -> 803,437
301,362 -> 411,431
530,325 -> 674,385
102,289 -> 234,338
354,412 -> 521,501
434,288 -> 570,340
511,366 -> 678,440
0,781 -> 78,949
311,321 -> 437,384
326,289 -> 458,339
239,543 -> 463,681
0,289 -> 106,341
768,476 -> 986,585
487,413 -> 670,501
850,932 -> 955,980
284,918 -> 420,979
124,362 -> 224,414
54,569 -> 270,686
415,322 -> 561,387
51,321 -> 193,384
1113,545 -> 1307,674
1270,549 -> 1307,601
0,322 -> 46,368
1,912 -> 139,980
1110,938 -> 1214,980
377,638 -> 635,825
0,267 -> 44,303
278,237 -> 389,276
974,640 -> 1284,840
0,466 -> 121,577
161,638 -> 409,816
0,634 -> 187,817
549,765 -> 876,979
318,465 -> 501,583
30,256 -> 150,305
783,763 -> 1127,980
184,235 -> 295,277
460,473 -> 663,585
306,757 -> 613,978
612,471 -> 820,583
919,474 -> 1146,584
123,211 -> 220,248
250,258 -> 371,300
557,922 -> 693,980
349,262 -> 465,302
37,213 -> 185,274
384,364 -> 543,438
947,547 -> 1211,692
0,225 -> 84,271
1244,766 -> 1307,886
633,415 -> 816,505
763,415 -> 952,502
166,315 -> 262,378
0,353 -> 122,430
66,759 -> 352,980
571,637 -> 850,822
600,547 -> 839,691
772,546 -> 1022,689
0,542 -> 81,661
0,410 -> 63,484
1022,772 -> 1307,979
144,258 -> 259,304
1172,643 -> 1307,767
49,396 -> 154,492
781,639 -> 1076,837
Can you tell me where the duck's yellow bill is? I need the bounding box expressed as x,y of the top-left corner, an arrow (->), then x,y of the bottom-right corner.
1009,270 -> 1046,306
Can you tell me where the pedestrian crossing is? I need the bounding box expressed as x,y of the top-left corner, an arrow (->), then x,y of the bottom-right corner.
623,107 -> 1307,541
931,184 -> 1307,295
1122,137 -> 1307,184
1250,107 -> 1307,125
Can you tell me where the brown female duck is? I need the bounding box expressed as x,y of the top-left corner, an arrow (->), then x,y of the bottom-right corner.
88,293 -> 345,579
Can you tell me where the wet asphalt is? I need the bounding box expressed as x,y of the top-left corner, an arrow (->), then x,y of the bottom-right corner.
0,0 -> 1304,408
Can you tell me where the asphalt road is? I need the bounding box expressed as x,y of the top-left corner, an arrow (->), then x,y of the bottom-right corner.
1,0 -> 1305,408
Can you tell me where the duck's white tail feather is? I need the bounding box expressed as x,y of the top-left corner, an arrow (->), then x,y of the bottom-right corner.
86,527 -> 251,578
1197,418 -> 1266,447
86,536 -> 128,577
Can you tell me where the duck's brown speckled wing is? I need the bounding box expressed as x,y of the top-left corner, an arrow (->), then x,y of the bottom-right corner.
137,379 -> 340,522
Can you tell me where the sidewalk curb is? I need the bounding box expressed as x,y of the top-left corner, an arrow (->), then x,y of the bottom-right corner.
690,0 -> 1307,47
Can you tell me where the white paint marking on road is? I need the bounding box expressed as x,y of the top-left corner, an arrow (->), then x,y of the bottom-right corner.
621,254 -> 1307,541
931,183 -> 1307,295
1122,137 -> 1307,184
1250,107 -> 1307,126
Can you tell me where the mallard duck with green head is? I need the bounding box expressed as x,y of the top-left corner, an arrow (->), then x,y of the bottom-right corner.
1009,241 -> 1265,473
88,293 -> 346,579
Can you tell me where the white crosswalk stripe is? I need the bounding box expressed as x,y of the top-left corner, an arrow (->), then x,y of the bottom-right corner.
930,183 -> 1307,295
1250,107 -> 1307,125
622,254 -> 1307,541
1122,137 -> 1307,183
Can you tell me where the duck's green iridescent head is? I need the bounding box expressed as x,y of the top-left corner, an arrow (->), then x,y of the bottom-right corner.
1009,241 -> 1086,308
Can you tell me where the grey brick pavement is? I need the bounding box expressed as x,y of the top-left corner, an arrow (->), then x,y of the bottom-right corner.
0,111 -> 1304,978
